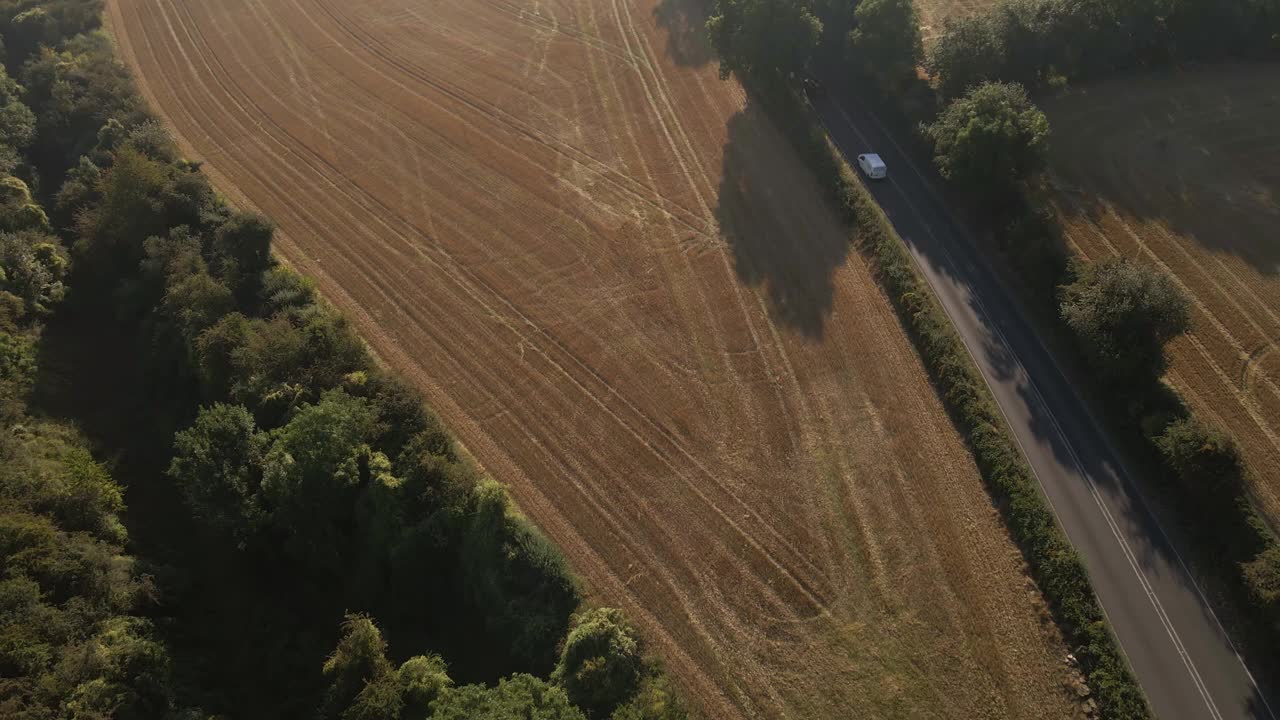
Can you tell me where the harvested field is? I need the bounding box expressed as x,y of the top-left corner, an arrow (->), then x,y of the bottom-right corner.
916,0 -> 995,41
106,0 -> 1079,715
1046,65 -> 1280,528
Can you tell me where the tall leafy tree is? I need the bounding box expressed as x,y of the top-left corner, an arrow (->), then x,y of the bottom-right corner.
318,614 -> 456,720
168,403 -> 268,539
397,654 -> 452,719
1242,546 -> 1280,619
210,211 -> 275,307
927,14 -> 1006,98
848,0 -> 924,89
707,0 -> 822,82
0,178 -> 51,233
553,608 -> 644,718
1059,258 -> 1191,385
0,65 -> 34,173
0,230 -> 66,316
320,614 -> 395,720
926,81 -> 1049,209
257,390 -> 383,574
458,479 -> 578,674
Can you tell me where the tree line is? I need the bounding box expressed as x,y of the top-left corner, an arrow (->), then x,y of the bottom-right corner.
0,24 -> 178,715
708,0 -> 925,91
927,0 -> 1279,100
0,0 -> 692,717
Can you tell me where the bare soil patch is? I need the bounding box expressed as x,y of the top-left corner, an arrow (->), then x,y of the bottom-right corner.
1046,65 -> 1280,529
106,0 -> 1079,715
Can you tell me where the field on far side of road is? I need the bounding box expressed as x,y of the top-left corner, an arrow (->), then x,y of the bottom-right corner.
1045,64 -> 1280,527
106,0 -> 1081,716
915,0 -> 996,41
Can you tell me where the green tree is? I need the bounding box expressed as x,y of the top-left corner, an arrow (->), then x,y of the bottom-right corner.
553,608 -> 644,718
1242,545 -> 1280,619
459,480 -> 578,674
54,155 -> 102,228
0,177 -> 51,233
210,211 -> 275,307
21,33 -> 145,179
122,120 -> 181,164
0,323 -> 37,410
0,0 -> 101,67
398,654 -> 452,720
926,81 -> 1049,209
707,0 -> 822,82
430,674 -> 586,720
342,673 -> 404,720
1154,417 -> 1244,497
0,417 -> 176,718
1150,415 -> 1259,558
224,308 -> 370,424
0,230 -> 67,316
75,146 -> 171,276
168,403 -> 268,538
133,228 -> 235,400
349,449 -> 405,600
926,14 -> 1005,99
54,617 -> 175,720
848,0 -> 924,90
160,267 -> 235,349
320,614 -> 395,720
394,426 -> 473,520
193,311 -> 250,402
258,390 -> 382,573
985,0 -> 1055,89
318,614 -> 453,720
1059,258 -> 1191,385
0,65 -> 34,172
258,265 -> 318,315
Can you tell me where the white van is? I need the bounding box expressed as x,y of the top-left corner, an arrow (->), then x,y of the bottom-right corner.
857,153 -> 887,180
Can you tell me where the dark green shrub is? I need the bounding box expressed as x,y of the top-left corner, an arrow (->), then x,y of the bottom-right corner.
554,608 -> 644,718
1059,257 -> 1190,388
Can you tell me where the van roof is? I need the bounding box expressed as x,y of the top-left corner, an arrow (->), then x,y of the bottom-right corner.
863,153 -> 886,168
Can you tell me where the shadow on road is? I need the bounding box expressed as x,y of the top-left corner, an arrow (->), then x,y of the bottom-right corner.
652,0 -> 714,68
715,101 -> 849,339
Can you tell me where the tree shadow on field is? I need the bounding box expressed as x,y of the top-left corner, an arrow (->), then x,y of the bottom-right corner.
653,0 -> 715,68
1049,65 -> 1280,277
716,101 -> 849,339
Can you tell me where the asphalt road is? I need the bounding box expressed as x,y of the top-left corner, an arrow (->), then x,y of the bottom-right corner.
813,91 -> 1276,720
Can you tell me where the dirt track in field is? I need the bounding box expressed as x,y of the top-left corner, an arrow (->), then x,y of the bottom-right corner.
105,0 -> 1079,715
1046,65 -> 1280,528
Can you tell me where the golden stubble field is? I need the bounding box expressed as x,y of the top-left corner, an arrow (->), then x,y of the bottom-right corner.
106,0 -> 1079,715
1045,65 -> 1280,528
